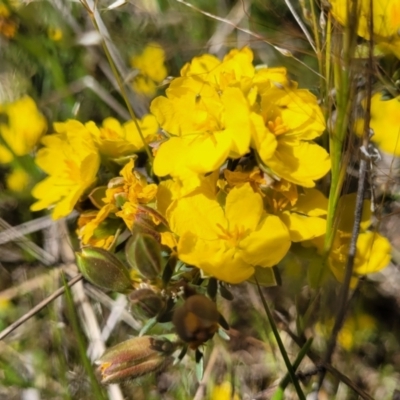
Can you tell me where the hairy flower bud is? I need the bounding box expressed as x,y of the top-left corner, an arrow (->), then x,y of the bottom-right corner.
76,246 -> 132,292
96,336 -> 176,384
172,294 -> 220,349
125,233 -> 162,280
129,288 -> 166,318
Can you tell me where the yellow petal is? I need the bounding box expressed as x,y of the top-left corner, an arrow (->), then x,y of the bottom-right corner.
280,211 -> 327,242
356,93 -> 400,155
178,231 -> 254,283
292,188 -> 328,217
266,140 -> 330,187
240,214 -> 291,267
250,112 -> 278,161
354,231 -> 391,275
225,183 -> 262,232
167,189 -> 225,240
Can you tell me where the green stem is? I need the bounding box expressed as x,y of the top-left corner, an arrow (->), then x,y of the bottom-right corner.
255,280 -> 306,400
83,2 -> 153,164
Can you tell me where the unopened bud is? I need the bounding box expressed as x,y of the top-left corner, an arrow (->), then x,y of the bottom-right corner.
76,246 -> 132,292
129,289 -> 166,318
125,233 -> 162,280
96,336 -> 176,384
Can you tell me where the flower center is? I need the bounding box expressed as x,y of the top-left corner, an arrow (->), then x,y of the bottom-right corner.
65,159 -> 81,181
267,116 -> 287,136
216,223 -> 245,248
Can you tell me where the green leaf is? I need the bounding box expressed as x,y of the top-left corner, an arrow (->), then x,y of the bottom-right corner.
139,316 -> 157,336
247,266 -> 277,287
195,349 -> 204,381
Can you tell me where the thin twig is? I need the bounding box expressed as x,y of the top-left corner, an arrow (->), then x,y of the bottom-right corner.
40,77 -> 131,120
318,0 -> 375,390
0,213 -> 76,245
207,0 -> 251,54
284,0 -> 317,53
0,273 -> 83,341
174,0 -> 325,79
72,280 -> 124,400
0,267 -> 63,301
193,346 -> 220,400
84,285 -> 141,331
0,218 -> 56,266
273,312 -> 375,400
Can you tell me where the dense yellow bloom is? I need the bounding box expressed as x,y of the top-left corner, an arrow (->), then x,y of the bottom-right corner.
152,47 -> 328,188
151,76 -> 252,180
130,42 -> 167,96
254,79 -> 330,187
355,92 -> 400,155
181,47 -> 255,95
223,167 -> 328,242
0,96 -> 47,163
87,114 -> 159,158
329,0 -> 400,58
30,120 -> 100,219
167,183 -> 291,283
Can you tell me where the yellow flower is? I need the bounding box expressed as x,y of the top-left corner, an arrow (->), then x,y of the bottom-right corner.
254,80 -> 330,187
130,42 -> 167,96
87,114 -> 159,158
181,47 -> 255,95
317,313 -> 376,351
81,159 -> 158,237
222,166 -> 328,243
355,92 -> 400,155
117,158 -> 158,206
151,76 -> 252,179
271,186 -> 328,242
329,0 -> 400,58
210,381 -> 240,400
30,120 -> 100,219
167,183 -> 291,283
77,205 -> 119,249
6,168 -> 30,192
312,193 -> 391,286
48,27 -> 63,41
0,96 -> 47,163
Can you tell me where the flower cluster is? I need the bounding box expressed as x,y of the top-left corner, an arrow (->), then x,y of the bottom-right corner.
26,47 -> 390,288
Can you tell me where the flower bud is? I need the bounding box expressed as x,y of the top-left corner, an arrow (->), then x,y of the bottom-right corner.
76,246 -> 132,292
172,294 -> 220,349
125,233 -> 162,280
96,336 -> 176,384
129,288 -> 166,318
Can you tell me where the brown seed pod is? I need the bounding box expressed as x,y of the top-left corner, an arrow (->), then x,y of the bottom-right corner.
172,294 -> 220,349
